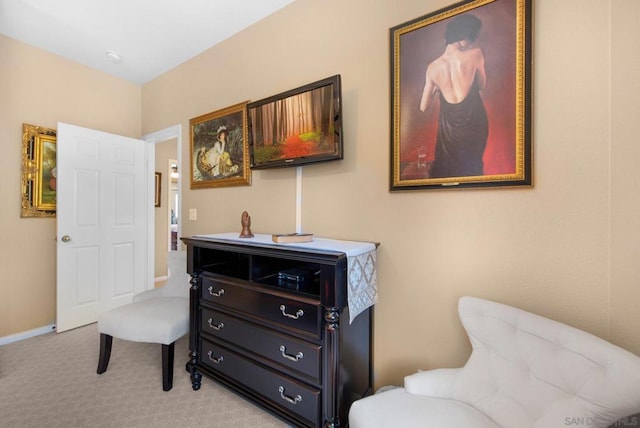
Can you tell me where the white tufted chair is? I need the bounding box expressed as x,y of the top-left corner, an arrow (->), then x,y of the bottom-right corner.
349,296 -> 640,428
97,251 -> 189,391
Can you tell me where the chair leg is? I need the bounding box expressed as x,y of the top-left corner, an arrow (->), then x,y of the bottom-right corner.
97,334 -> 113,374
162,342 -> 175,391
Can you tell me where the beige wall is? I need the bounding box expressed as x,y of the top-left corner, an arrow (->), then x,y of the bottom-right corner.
142,0 -> 640,387
0,35 -> 142,337
610,0 -> 640,355
3,0 -> 640,390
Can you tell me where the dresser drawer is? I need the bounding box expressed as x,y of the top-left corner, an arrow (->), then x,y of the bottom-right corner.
201,307 -> 321,383
201,275 -> 322,337
200,339 -> 320,426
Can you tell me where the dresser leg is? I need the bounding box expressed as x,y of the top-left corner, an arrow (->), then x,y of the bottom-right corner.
323,307 -> 341,428
188,272 -> 202,391
189,351 -> 202,390
325,418 -> 339,428
190,371 -> 202,390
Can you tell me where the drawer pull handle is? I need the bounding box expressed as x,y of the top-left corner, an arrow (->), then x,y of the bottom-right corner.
207,318 -> 224,331
278,386 -> 302,405
279,345 -> 303,362
207,286 -> 225,297
279,305 -> 304,320
207,351 -> 224,364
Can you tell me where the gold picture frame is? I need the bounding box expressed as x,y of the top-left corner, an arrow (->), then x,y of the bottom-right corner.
390,0 -> 532,190
21,123 -> 57,217
189,101 -> 251,189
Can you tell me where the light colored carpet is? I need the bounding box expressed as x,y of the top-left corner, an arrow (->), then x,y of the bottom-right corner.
0,323 -> 290,427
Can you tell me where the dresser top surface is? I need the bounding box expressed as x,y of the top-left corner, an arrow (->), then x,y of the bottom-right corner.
185,233 -> 376,258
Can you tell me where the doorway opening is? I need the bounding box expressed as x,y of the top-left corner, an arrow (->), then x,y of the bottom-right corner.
143,125 -> 182,286
168,159 -> 179,252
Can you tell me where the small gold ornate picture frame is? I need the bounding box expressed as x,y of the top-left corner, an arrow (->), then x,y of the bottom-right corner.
21,123 -> 57,217
189,102 -> 251,189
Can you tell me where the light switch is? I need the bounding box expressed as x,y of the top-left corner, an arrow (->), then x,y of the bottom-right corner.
189,209 -> 197,221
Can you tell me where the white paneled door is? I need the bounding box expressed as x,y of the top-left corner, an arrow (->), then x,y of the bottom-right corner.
56,123 -> 149,333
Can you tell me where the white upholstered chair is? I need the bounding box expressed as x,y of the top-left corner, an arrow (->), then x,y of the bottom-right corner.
349,296 -> 640,428
97,250 -> 190,391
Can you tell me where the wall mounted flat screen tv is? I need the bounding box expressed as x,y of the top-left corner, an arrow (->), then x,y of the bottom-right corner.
248,75 -> 343,169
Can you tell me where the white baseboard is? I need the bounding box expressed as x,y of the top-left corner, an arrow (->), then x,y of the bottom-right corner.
155,275 -> 168,283
0,324 -> 56,346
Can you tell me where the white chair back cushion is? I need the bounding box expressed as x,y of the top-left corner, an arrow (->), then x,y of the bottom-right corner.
452,296 -> 640,428
160,250 -> 189,298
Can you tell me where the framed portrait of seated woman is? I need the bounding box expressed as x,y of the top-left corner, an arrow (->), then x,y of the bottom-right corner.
189,102 -> 251,189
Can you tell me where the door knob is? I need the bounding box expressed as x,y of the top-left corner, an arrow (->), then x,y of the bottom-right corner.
61,235 -> 71,242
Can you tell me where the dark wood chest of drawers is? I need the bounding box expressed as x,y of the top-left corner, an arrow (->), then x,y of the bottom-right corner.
182,236 -> 374,427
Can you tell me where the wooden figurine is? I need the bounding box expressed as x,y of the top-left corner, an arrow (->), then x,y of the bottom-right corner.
239,211 -> 254,238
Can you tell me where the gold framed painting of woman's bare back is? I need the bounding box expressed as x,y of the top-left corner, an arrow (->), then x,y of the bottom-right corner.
390,0 -> 532,191
189,102 -> 251,189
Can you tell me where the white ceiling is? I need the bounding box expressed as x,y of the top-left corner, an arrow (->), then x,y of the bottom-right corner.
0,0 -> 296,84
